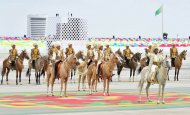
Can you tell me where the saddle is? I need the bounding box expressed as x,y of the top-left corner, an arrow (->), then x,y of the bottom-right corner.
54,60 -> 62,79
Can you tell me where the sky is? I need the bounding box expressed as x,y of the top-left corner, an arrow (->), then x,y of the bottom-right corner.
0,0 -> 190,38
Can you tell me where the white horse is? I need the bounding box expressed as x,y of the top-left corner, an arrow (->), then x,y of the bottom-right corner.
138,55 -> 170,104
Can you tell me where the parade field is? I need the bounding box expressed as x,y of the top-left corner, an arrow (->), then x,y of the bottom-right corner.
0,66 -> 190,115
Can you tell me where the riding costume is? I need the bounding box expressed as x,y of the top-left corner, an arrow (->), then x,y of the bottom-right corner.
145,45 -> 152,66
123,45 -> 133,66
148,47 -> 162,82
95,44 -> 104,76
31,43 -> 40,68
104,44 -> 112,61
65,43 -> 75,58
9,44 -> 18,70
48,42 -> 58,63
86,43 -> 94,67
170,44 -> 178,67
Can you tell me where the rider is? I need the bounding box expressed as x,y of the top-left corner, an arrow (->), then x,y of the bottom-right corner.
31,43 -> 40,68
148,47 -> 162,82
86,43 -> 94,67
56,41 -> 64,61
104,44 -> 112,61
48,42 -> 58,64
95,44 -> 104,77
54,41 -> 64,78
65,43 -> 75,58
145,45 -> 152,65
170,44 -> 178,67
123,45 -> 133,66
9,44 -> 18,70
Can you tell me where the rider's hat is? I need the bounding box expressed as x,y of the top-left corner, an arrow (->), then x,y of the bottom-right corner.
33,43 -> 38,47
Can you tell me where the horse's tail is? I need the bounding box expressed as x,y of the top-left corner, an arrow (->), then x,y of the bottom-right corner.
26,68 -> 30,77
137,66 -> 142,75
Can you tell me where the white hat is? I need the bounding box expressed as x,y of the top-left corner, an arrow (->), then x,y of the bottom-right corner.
86,43 -> 91,48
51,42 -> 56,47
33,43 -> 38,47
98,44 -> 103,49
68,43 -> 72,46
56,41 -> 61,47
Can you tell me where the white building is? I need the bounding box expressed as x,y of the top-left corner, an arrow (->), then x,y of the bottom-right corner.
56,18 -> 88,40
27,15 -> 48,38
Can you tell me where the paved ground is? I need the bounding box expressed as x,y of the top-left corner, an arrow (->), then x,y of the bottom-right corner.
0,67 -> 190,115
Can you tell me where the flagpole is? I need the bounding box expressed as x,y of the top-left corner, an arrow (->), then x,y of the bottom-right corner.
162,4 -> 164,39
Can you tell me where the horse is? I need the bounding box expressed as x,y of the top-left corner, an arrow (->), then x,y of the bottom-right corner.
47,54 -> 79,97
77,60 -> 87,91
26,56 -> 49,85
70,51 -> 85,83
100,53 -> 118,96
116,49 -> 142,82
173,50 -> 187,81
138,56 -> 170,104
87,61 -> 98,95
1,50 -> 29,85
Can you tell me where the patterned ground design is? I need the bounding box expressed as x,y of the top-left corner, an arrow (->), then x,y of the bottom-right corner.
0,91 -> 190,110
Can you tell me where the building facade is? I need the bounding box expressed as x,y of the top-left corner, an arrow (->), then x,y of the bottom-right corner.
27,15 -> 48,38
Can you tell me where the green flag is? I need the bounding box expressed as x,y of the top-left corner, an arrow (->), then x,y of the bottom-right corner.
155,5 -> 163,16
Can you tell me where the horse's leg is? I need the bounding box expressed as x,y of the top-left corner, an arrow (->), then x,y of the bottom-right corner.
1,66 -> 7,85
16,71 -> 18,85
117,65 -> 122,82
82,75 -> 86,91
107,78 -> 110,96
174,68 -> 177,81
60,78 -> 63,97
19,70 -> 22,85
146,82 -> 151,102
132,69 -> 136,82
64,78 -> 68,97
35,72 -> 38,85
129,68 -> 132,82
78,75 -> 81,91
87,74 -> 92,95
6,68 -> 10,85
103,78 -> 106,96
177,68 -> 180,81
95,76 -> 98,92
167,69 -> 170,81
29,68 -> 31,84
138,79 -> 144,102
157,84 -> 161,104
51,77 -> 56,96
38,72 -> 40,85
47,73 -> 50,96
162,84 -> 166,104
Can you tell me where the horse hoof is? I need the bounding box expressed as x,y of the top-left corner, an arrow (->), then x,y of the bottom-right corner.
157,101 -> 160,104
78,90 -> 80,91
162,102 -> 165,104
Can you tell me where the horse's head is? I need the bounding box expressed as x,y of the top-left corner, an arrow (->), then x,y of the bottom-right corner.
110,53 -> 119,64
115,48 -> 124,59
76,51 -> 85,60
161,55 -> 170,69
180,50 -> 187,60
21,50 -> 30,60
67,54 -> 80,69
133,52 -> 142,62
